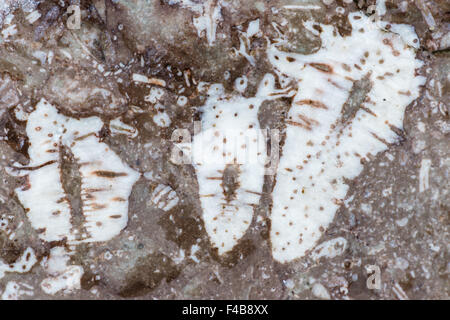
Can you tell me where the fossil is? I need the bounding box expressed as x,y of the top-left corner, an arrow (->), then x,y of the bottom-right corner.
4,98 -> 140,294
172,11 -> 426,262
1,281 -> 34,300
169,11 -> 427,262
177,75 -> 294,254
7,99 -> 140,244
40,246 -> 84,295
167,0 -> 224,46
267,12 -> 425,262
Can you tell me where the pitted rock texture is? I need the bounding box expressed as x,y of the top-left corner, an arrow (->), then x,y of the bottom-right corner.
0,0 -> 448,300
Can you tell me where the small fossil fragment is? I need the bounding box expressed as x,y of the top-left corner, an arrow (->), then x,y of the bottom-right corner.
0,247 -> 37,280
181,75 -> 294,255
419,158 -> 432,192
311,237 -> 348,260
150,184 -> 179,212
44,68 -> 127,117
110,117 -> 138,138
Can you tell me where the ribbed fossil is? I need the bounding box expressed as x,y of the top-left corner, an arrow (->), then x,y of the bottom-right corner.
8,99 -> 140,244
267,12 -> 425,262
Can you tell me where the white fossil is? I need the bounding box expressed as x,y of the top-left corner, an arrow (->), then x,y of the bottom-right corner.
40,246 -> 83,295
267,12 -> 425,262
109,117 -> 138,138
168,0 -> 223,46
4,99 -> 140,294
177,75 -> 294,255
0,247 -> 37,279
150,184 -> 179,212
1,281 -> 34,300
7,99 -> 140,244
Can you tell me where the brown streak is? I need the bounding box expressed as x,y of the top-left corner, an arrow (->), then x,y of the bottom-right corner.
90,203 -> 108,210
74,132 -> 96,141
298,114 -> 319,126
296,99 -> 328,110
388,124 -> 405,140
328,79 -> 343,89
200,194 -> 215,198
286,120 -> 311,130
245,190 -> 262,195
83,188 -> 107,193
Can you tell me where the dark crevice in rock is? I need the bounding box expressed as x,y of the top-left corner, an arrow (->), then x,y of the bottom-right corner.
59,144 -> 85,238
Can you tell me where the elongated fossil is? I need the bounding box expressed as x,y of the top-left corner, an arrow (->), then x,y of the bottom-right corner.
8,99 -> 140,244
267,12 -> 425,263
180,75 -> 294,255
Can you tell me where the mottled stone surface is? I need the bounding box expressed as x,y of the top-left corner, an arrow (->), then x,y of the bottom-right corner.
0,0 -> 448,300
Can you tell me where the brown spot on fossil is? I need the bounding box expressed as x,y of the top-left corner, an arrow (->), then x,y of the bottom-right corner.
308,62 -> 333,73
91,170 -> 128,178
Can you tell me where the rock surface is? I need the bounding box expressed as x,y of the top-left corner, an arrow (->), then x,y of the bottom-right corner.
0,0 -> 448,300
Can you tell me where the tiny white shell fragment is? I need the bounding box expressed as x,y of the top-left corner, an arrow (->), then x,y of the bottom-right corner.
110,117 -> 138,138
40,265 -> 84,295
246,19 -> 260,38
153,111 -> 171,127
312,282 -> 331,300
40,246 -> 84,295
145,87 -> 165,103
132,73 -> 149,83
1,24 -> 17,39
177,96 -> 188,106
26,10 -> 41,24
234,76 -> 248,93
311,237 -> 347,260
419,158 -> 432,192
